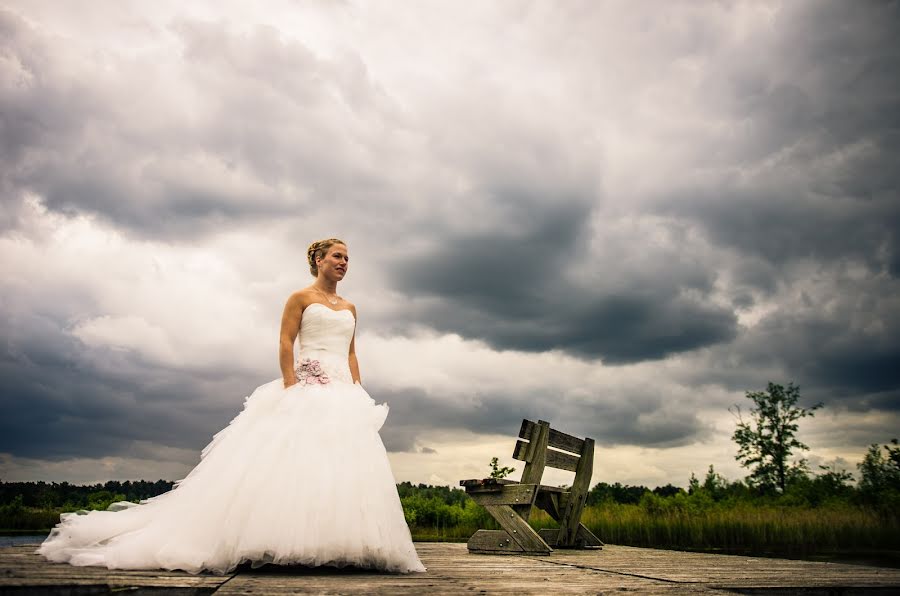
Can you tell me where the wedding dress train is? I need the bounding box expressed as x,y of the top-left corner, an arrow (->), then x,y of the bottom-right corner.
38,303 -> 425,574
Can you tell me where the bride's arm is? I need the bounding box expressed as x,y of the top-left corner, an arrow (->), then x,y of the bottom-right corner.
279,292 -> 304,388
348,304 -> 361,384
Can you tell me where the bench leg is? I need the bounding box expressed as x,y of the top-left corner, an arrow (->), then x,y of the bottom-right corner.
539,525 -> 604,548
481,504 -> 552,554
467,529 -> 525,554
559,438 -> 594,546
534,492 -> 604,549
576,523 -> 604,548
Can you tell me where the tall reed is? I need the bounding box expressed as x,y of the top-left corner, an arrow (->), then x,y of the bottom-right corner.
412,502 -> 900,558
580,502 -> 899,557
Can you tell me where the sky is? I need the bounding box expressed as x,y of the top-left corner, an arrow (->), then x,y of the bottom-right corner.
1,0 -> 898,490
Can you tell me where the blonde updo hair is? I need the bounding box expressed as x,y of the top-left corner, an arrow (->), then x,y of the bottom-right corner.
307,238 -> 346,277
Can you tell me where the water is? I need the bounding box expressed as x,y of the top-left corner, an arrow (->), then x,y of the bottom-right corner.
0,535 -> 46,547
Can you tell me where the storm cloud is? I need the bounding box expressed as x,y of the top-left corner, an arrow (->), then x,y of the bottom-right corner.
1,0 -> 898,487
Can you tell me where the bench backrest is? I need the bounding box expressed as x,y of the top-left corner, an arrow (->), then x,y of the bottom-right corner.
508,419 -> 596,538
512,419 -> 587,473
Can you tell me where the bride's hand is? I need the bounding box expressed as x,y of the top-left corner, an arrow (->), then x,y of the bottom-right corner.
283,378 -> 297,389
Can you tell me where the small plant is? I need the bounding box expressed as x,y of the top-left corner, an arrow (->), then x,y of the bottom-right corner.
489,457 -> 515,479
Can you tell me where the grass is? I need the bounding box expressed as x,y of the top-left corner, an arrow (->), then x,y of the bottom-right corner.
580,502 -> 899,557
7,500 -> 898,567
409,502 -> 900,566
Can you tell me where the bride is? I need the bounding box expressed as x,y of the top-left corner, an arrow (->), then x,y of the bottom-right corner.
38,238 -> 426,574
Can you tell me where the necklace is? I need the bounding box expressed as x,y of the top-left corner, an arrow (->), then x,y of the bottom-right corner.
317,287 -> 339,305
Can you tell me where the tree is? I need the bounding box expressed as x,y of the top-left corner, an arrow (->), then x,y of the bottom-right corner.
858,439 -> 900,494
730,382 -> 822,492
652,484 -> 682,498
586,482 -> 649,505
815,463 -> 854,493
688,465 -> 732,501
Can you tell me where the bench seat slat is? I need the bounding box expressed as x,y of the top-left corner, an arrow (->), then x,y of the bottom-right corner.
460,479 -> 567,495
464,483 -> 538,506
460,478 -> 517,490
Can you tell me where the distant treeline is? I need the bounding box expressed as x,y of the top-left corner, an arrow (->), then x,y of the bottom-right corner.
2,444 -> 898,564
0,480 -> 175,511
2,458 -> 897,520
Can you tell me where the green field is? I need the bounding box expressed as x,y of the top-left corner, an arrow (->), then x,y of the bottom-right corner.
4,476 -> 899,567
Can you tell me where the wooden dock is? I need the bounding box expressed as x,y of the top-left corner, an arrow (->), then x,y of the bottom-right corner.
3,542 -> 900,594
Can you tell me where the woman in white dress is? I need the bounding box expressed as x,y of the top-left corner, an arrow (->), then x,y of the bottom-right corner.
38,238 -> 426,574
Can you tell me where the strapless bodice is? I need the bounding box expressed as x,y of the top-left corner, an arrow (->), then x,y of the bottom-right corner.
296,302 -> 356,384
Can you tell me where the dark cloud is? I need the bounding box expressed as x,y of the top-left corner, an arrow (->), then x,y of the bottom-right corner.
0,307 -> 257,460
668,190 -> 899,277
0,8 -> 402,239
377,382 -> 712,454
735,279 -> 900,403
704,2 -> 900,162
658,1 -> 900,279
2,1 -> 900,484
391,193 -> 738,363
627,0 -> 900,417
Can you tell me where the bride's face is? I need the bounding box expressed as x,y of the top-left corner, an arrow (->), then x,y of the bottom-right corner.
317,243 -> 349,281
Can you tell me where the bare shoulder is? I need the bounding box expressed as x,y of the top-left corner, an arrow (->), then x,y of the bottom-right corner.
285,288 -> 316,311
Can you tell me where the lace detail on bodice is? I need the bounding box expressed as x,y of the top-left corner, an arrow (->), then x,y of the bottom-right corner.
296,303 -> 356,384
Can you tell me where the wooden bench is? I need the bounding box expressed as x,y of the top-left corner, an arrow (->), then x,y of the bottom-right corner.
460,419 -> 604,555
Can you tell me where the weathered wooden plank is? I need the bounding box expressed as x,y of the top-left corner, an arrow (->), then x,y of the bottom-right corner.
539,484 -> 566,494
466,529 -> 525,554
559,437 -> 594,546
512,439 -> 528,461
534,544 -> 900,589
216,543 -> 692,595
519,419 -> 586,455
0,546 -> 231,593
573,523 -> 604,547
547,431 -> 586,456
515,442 -> 581,472
459,478 -> 517,490
6,543 -> 900,595
535,490 -> 561,520
466,484 -> 537,506
524,420 -> 545,464
515,421 -> 549,523
519,422 -> 548,485
545,448 -> 580,472
482,504 -> 551,554
537,528 -> 560,547
517,418 -> 535,440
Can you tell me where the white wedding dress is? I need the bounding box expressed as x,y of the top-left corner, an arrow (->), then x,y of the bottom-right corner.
38,303 -> 426,574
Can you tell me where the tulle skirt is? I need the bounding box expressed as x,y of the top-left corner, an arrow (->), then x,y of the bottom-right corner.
37,379 -> 426,574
